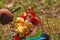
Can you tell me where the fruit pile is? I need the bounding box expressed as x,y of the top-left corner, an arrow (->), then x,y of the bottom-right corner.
13,6 -> 42,40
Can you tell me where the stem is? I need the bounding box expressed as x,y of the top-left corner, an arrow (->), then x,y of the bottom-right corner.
11,6 -> 21,13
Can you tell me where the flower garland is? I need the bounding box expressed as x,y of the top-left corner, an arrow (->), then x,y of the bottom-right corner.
13,6 -> 42,40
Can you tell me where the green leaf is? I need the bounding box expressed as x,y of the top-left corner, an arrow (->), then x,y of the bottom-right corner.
0,1 -> 2,8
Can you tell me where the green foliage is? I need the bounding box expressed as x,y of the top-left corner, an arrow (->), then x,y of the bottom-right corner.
0,1 -> 2,8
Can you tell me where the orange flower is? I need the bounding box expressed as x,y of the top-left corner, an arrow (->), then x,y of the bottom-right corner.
15,17 -> 24,26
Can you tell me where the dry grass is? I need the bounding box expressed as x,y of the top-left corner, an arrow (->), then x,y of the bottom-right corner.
0,0 -> 60,40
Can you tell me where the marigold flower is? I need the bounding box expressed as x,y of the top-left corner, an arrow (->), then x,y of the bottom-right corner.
15,17 -> 24,23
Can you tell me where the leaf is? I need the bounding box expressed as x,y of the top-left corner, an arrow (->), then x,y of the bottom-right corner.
0,1 -> 2,8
